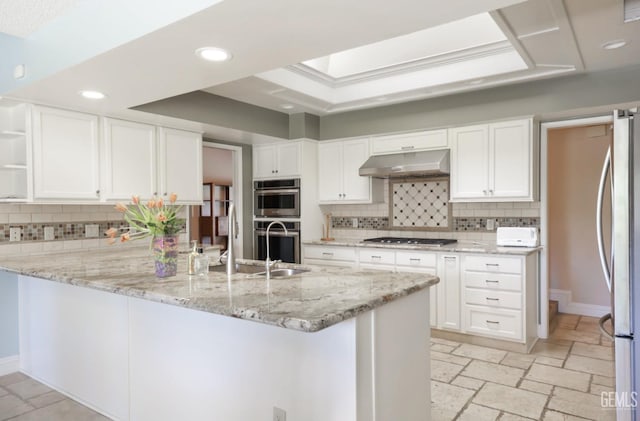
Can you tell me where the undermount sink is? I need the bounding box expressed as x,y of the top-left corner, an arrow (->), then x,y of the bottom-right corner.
259,268 -> 310,277
209,263 -> 265,274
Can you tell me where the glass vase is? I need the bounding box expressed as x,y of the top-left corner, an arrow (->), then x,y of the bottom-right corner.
152,235 -> 179,278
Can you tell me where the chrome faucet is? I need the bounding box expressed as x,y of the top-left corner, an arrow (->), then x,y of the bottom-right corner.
265,220 -> 288,278
226,203 -> 239,276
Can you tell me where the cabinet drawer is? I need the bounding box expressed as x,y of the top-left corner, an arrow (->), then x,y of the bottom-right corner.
464,305 -> 522,340
464,255 -> 522,274
304,246 -> 356,262
359,248 -> 395,265
463,272 -> 522,292
395,251 -> 436,268
464,288 -> 522,310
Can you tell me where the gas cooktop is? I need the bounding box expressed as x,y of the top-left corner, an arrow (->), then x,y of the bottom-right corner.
362,237 -> 457,246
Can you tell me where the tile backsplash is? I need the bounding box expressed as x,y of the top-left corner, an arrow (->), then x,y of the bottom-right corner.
320,180 -> 540,242
0,204 -> 187,255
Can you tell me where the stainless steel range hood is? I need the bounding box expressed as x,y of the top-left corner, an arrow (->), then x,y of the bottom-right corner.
359,149 -> 450,178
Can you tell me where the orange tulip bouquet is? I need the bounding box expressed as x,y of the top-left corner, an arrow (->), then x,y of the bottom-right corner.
106,193 -> 184,277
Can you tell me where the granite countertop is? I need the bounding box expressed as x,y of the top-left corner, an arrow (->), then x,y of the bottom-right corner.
0,248 -> 438,333
304,238 -> 541,256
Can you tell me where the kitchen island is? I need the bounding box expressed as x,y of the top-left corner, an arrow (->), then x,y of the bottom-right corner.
0,248 -> 438,421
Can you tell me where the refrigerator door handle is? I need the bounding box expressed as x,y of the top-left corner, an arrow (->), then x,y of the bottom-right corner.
596,146 -> 612,292
598,313 -> 614,340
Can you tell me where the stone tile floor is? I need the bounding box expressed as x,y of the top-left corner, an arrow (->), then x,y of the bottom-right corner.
431,314 -> 617,420
0,314 -> 617,421
0,372 -> 108,421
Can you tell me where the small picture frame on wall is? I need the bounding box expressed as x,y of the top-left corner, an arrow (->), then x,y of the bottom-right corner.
389,177 -> 452,231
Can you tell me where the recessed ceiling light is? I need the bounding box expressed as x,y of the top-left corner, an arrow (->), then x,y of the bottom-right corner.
79,90 -> 106,99
602,40 -> 627,50
280,104 -> 295,110
467,79 -> 484,85
196,47 -> 232,62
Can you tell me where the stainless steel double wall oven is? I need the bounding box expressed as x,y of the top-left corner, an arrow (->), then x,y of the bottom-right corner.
253,178 -> 301,263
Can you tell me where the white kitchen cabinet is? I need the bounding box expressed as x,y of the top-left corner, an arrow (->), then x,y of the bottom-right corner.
102,119 -> 202,203
158,127 -> 203,203
461,253 -> 538,350
32,106 -> 100,200
450,119 -> 535,202
395,250 -> 438,327
303,244 -> 357,267
318,138 -> 382,204
437,255 -> 461,331
253,142 -> 301,179
358,248 -> 395,271
102,118 -> 157,200
0,101 -> 31,201
371,129 -> 448,155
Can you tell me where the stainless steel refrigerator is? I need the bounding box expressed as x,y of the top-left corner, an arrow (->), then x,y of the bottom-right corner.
597,110 -> 639,420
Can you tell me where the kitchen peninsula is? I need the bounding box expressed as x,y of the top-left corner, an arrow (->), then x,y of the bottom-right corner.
0,248 -> 438,421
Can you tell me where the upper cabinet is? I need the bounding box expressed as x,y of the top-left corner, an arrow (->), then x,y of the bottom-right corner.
32,106 -> 100,201
318,138 -> 383,204
253,142 -> 301,179
0,101 -> 31,202
102,118 -> 157,200
370,129 -> 448,155
158,127 -> 202,203
450,119 -> 536,202
102,118 -> 203,203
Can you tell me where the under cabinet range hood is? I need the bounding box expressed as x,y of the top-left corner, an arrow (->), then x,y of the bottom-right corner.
358,149 -> 450,178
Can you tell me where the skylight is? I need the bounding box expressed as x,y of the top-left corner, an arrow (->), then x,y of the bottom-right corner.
301,13 -> 507,80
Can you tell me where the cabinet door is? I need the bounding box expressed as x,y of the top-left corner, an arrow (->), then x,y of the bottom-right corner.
102,118 -> 156,201
450,125 -> 489,200
438,255 -> 461,331
33,106 -> 100,200
159,128 -> 203,203
318,142 -> 343,202
253,145 -> 276,178
341,139 -> 370,202
371,129 -> 448,155
275,143 -> 300,177
490,119 -> 531,199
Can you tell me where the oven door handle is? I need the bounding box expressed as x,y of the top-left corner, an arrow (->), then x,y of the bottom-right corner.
255,230 -> 299,237
255,189 -> 300,195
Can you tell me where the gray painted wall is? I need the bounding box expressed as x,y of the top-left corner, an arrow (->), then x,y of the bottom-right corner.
0,271 -> 18,358
320,64 -> 640,139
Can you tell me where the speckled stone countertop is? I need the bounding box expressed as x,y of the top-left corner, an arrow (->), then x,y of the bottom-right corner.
0,248 -> 438,333
304,238 -> 541,256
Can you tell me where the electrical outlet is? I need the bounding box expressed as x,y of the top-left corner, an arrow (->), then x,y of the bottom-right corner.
85,224 -> 100,238
486,218 -> 496,231
9,227 -> 21,242
351,217 -> 358,228
273,407 -> 286,421
44,226 -> 55,241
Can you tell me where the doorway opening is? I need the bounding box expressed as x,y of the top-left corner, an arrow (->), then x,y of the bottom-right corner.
189,142 -> 243,258
540,116 -> 613,339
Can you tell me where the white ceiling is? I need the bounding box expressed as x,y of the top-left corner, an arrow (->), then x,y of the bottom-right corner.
2,0 -> 640,141
0,0 -> 79,37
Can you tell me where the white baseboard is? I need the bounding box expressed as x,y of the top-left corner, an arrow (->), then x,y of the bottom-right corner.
549,289 -> 610,318
0,355 -> 19,376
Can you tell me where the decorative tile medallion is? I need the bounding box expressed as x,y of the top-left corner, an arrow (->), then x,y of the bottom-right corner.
389,178 -> 451,231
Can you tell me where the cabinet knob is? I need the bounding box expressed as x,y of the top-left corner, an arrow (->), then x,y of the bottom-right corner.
275,170 -> 279,173
154,192 -> 158,196
483,190 -> 488,195
489,189 -> 494,195
95,190 -> 100,195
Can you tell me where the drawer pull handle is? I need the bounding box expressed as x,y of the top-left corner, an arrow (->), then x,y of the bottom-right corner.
371,255 -> 382,259
485,279 -> 499,284
401,145 -> 415,150
486,297 -> 500,301
486,263 -> 500,267
444,256 -> 456,260
322,252 -> 334,257
486,320 -> 500,325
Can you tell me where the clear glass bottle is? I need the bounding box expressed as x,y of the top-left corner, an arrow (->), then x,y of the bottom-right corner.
188,240 -> 199,275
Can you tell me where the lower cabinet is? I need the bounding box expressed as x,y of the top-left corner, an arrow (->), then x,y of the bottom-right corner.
303,243 -> 538,348
461,253 -> 538,350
